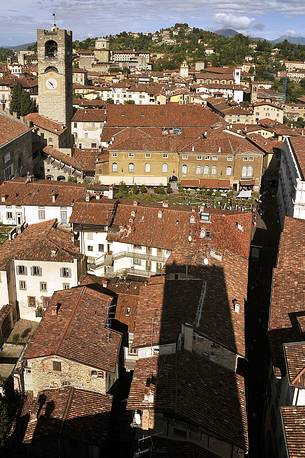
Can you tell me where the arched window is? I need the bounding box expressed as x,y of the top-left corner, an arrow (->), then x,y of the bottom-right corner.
112,162 -> 118,172
145,163 -> 151,173
242,166 -> 247,177
162,163 -> 168,173
226,166 -> 232,176
128,163 -> 134,172
45,40 -> 58,59
211,165 -> 217,175
196,166 -> 201,175
247,166 -> 253,177
181,164 -> 188,174
203,166 -> 209,175
45,66 -> 58,73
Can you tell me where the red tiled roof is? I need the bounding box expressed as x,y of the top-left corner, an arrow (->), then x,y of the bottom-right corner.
72,108 -> 107,123
284,342 -> 305,385
43,145 -> 100,173
269,217 -> 305,375
128,352 -> 248,451
22,387 -> 112,446
281,406 -> 305,458
25,286 -> 122,372
25,113 -> 67,134
0,179 -> 87,206
289,136 -> 305,179
105,104 -> 220,128
70,200 -> 117,226
0,219 -> 83,269
0,114 -> 30,146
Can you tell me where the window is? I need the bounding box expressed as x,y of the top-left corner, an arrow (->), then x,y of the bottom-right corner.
162,163 -> 168,173
196,166 -> 201,175
87,245 -> 93,252
211,165 -> 217,175
53,361 -> 61,372
247,165 -> 253,177
4,152 -> 11,163
17,265 -> 27,275
40,282 -> 47,292
211,155 -> 218,161
38,206 -> 45,220
204,156 -> 210,160
86,232 -> 94,240
28,296 -> 36,307
242,166 -> 247,177
6,211 -> 13,220
133,258 -> 142,266
63,283 -> 70,289
84,132 -> 88,138
243,156 -> 248,161
181,154 -> 188,160
203,165 -> 209,175
31,266 -> 42,276
226,166 -> 232,176
60,207 -> 67,224
98,244 -> 104,252
128,152 -> 135,158
162,153 -> 168,159
19,280 -> 26,290
181,164 -> 188,174
91,143 -> 97,148
145,153 -> 151,159
145,163 -> 151,173
73,122 -> 77,128
248,156 -> 254,161
196,155 -> 202,160
227,156 -> 233,161
112,153 -> 118,157
112,162 -> 118,172
128,163 -> 134,172
91,370 -> 104,378
61,267 -> 71,278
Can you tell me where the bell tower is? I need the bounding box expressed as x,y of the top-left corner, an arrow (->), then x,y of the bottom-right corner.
37,26 -> 72,129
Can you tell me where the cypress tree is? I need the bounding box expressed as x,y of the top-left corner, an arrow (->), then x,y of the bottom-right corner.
9,82 -> 22,116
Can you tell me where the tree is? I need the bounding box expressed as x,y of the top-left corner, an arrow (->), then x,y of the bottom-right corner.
10,82 -> 35,117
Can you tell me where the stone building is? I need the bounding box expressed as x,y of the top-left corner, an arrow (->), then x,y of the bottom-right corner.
22,285 -> 122,395
37,27 -> 73,137
0,114 -> 33,180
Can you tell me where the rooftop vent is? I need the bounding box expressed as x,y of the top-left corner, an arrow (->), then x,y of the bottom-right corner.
85,193 -> 90,202
158,210 -> 163,219
233,299 -> 240,313
190,215 -> 196,224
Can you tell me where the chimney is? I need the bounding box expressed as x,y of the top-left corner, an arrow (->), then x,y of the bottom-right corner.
158,210 -> 163,219
51,192 -> 57,203
85,192 -> 90,202
96,193 -> 100,200
102,278 -> 108,288
1,195 -> 7,203
108,186 -> 114,199
233,299 -> 240,313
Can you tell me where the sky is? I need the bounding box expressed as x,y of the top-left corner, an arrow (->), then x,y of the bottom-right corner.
2,0 -> 305,45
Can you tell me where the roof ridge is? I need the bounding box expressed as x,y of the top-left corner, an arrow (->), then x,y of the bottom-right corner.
55,287 -> 87,355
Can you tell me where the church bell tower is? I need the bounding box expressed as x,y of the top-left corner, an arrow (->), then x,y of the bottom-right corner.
37,26 -> 73,130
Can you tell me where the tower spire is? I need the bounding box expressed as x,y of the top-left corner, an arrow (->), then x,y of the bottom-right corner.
52,12 -> 56,29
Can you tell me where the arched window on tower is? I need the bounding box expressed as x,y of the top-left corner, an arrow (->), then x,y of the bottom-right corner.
45,40 -> 58,59
45,66 -> 58,73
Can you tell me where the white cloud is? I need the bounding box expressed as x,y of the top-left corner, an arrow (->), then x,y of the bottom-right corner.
214,13 -> 254,30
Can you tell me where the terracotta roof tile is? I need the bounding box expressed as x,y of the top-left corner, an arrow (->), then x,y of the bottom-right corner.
25,286 -> 122,372
25,113 -> 67,134
70,200 -> 117,226
0,179 -> 87,206
128,352 -> 248,450
0,114 -> 30,146
22,387 -> 112,446
72,109 -> 107,123
281,406 -> 305,457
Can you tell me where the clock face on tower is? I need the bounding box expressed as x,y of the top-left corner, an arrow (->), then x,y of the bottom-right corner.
45,78 -> 58,90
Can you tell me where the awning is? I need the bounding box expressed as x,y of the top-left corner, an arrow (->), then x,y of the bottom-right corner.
237,190 -> 252,198
239,179 -> 255,186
